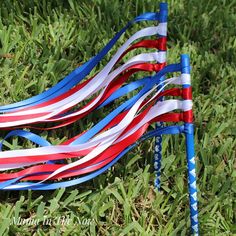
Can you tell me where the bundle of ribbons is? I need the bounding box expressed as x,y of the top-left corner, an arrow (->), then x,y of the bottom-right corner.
0,3 -> 199,235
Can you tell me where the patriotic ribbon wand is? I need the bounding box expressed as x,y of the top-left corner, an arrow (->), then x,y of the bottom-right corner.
0,3 -> 199,235
0,56 -> 199,235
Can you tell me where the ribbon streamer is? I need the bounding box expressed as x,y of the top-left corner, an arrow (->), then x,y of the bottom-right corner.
0,5 -> 199,235
0,62 -> 192,189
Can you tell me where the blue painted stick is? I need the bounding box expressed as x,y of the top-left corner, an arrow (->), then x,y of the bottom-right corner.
181,54 -> 199,235
154,2 -> 168,190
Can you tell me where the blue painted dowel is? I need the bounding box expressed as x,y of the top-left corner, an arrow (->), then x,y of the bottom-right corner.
181,54 -> 199,235
154,2 -> 168,190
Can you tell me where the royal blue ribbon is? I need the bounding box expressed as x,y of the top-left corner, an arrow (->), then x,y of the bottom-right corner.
0,125 -> 183,190
0,12 -> 166,113
0,63 -> 181,150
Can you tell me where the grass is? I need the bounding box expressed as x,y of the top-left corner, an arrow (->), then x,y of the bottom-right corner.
0,0 -> 235,235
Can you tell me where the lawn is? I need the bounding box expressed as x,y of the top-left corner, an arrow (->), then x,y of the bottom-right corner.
0,0 -> 235,235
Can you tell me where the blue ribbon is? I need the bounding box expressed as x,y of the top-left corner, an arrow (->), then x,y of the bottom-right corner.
0,62 -> 181,150
0,12 -> 165,113
0,125 -> 183,190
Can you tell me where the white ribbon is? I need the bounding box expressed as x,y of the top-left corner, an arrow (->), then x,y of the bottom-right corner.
0,77 -> 192,173
0,26 -> 165,127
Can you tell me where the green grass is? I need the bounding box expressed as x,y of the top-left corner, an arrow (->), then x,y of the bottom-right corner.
0,0 -> 235,235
